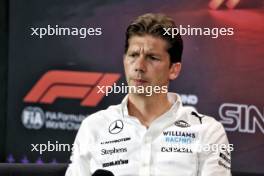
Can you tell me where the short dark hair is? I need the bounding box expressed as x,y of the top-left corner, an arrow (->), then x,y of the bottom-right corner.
125,13 -> 183,63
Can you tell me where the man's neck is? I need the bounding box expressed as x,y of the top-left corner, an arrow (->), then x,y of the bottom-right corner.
127,93 -> 172,128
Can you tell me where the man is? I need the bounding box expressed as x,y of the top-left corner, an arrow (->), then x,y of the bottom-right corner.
65,13 -> 232,176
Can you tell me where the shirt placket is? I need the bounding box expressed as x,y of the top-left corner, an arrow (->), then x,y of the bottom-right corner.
139,134 -> 152,176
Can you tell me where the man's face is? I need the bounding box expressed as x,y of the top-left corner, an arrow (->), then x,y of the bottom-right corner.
123,35 -> 181,94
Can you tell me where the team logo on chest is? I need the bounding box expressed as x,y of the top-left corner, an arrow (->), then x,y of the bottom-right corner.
174,120 -> 191,128
109,120 -> 124,134
163,130 -> 197,144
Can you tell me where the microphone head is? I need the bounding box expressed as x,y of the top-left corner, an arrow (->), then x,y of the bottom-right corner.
92,169 -> 114,176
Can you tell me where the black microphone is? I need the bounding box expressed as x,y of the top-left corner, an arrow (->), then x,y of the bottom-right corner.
92,169 -> 115,176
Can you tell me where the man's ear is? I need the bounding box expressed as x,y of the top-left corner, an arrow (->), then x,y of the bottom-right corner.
169,62 -> 181,80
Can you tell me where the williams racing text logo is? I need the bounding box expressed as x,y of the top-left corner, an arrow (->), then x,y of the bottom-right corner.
163,131 -> 197,144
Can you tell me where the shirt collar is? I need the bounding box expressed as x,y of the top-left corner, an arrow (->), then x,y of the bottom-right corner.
120,92 -> 183,120
120,93 -> 183,140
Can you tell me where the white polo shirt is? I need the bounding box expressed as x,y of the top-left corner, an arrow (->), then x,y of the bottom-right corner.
65,93 -> 231,176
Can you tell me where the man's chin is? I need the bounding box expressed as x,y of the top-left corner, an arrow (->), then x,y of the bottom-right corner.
127,86 -> 152,96
129,92 -> 153,97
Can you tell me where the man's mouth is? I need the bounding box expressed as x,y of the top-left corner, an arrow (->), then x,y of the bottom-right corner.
132,79 -> 148,85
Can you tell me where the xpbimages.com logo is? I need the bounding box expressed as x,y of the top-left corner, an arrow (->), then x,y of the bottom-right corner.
97,83 -> 168,96
30,25 -> 102,38
31,141 -> 74,154
163,25 -> 234,39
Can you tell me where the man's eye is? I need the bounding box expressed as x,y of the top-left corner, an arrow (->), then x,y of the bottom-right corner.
129,53 -> 138,57
149,56 -> 160,60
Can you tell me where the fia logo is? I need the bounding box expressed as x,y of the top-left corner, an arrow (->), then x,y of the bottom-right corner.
21,106 -> 45,129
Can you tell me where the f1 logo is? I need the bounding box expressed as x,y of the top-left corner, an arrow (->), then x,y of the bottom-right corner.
24,70 -> 121,107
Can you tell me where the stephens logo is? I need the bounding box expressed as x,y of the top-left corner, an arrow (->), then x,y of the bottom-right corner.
24,70 -> 120,107
109,120 -> 124,134
101,147 -> 127,155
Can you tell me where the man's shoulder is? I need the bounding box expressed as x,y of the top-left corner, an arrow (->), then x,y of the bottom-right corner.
179,106 -> 223,127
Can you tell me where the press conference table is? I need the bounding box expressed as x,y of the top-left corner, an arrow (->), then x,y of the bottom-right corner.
0,163 -> 261,176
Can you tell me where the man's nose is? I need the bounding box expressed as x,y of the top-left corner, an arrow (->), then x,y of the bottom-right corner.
134,56 -> 146,73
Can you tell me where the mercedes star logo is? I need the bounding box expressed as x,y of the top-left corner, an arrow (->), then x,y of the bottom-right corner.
109,120 -> 124,134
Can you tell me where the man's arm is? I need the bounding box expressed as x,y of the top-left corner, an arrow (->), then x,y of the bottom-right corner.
198,119 -> 232,176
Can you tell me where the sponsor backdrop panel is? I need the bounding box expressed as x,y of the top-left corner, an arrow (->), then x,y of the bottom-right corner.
0,0 -> 8,163
7,0 -> 264,174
